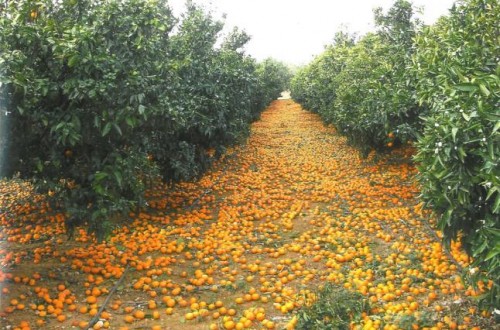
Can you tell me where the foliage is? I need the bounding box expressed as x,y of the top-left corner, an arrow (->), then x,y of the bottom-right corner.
0,0 -> 289,239
295,284 -> 369,330
291,0 -> 499,309
412,0 -> 499,309
0,0 -> 171,240
291,1 -> 424,155
254,58 -> 292,111
290,31 -> 355,118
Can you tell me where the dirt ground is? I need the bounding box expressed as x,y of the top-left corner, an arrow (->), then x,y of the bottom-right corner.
0,100 -> 495,330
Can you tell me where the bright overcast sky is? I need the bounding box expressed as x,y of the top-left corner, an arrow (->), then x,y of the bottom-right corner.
168,0 -> 457,66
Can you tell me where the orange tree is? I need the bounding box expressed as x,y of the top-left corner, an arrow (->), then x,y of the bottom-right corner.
0,0 -> 289,239
413,0 -> 499,309
291,1 -> 424,155
291,0 -> 499,310
254,58 -> 292,112
0,0 -> 170,238
290,31 -> 355,121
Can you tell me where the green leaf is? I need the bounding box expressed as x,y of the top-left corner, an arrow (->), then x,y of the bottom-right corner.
434,169 -> 448,179
478,84 -> 490,97
114,171 -> 123,188
492,121 -> 500,135
68,55 -> 79,68
484,248 -> 499,261
474,239 -> 489,257
94,172 -> 108,181
451,127 -> 458,143
457,147 -> 466,162
126,117 -> 135,127
113,123 -> 122,136
485,186 -> 498,201
493,194 -> 500,214
454,83 -> 478,92
102,122 -> 112,136
94,184 -> 105,196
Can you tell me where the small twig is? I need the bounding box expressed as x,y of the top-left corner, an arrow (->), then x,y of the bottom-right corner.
85,264 -> 130,330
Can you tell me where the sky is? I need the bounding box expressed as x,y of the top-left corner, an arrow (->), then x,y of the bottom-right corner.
168,0 -> 457,66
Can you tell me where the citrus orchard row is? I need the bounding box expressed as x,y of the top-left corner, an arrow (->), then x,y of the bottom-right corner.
290,0 -> 499,309
0,100 -> 495,329
0,0 -> 292,240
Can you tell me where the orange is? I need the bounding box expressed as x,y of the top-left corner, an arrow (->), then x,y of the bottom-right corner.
134,310 -> 145,319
